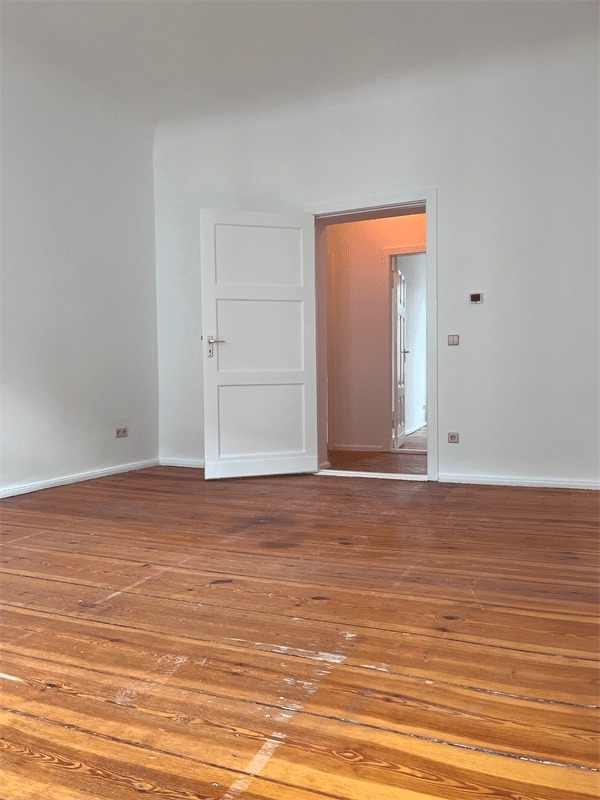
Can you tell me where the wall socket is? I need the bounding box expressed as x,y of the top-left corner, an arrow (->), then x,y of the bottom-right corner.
115,428 -> 128,438
448,432 -> 459,443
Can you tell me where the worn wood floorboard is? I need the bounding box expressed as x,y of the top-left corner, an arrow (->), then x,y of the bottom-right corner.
399,427 -> 428,451
327,427 -> 428,473
326,450 -> 427,474
1,467 -> 598,799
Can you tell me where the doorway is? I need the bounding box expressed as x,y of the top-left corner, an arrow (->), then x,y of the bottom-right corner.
313,193 -> 437,481
390,252 -> 428,452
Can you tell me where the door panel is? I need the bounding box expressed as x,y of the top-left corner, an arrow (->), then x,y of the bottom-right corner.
201,209 -> 317,480
215,223 -> 303,286
392,266 -> 407,450
217,384 -> 305,457
216,300 -> 304,372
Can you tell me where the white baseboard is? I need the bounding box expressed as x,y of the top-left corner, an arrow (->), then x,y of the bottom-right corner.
4,462 -> 592,497
437,472 -> 600,490
1,459 -> 160,498
159,458 -> 205,469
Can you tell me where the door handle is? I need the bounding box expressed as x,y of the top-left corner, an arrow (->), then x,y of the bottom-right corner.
402,349 -> 410,363
207,335 -> 225,358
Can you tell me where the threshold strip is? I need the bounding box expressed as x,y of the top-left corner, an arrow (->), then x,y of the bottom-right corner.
318,470 -> 427,481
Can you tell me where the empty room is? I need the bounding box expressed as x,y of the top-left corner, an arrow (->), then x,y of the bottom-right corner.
1,2 -> 598,799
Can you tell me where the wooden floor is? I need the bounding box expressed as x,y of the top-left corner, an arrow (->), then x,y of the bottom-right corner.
327,427 -> 427,475
399,427 -> 427,452
1,468 -> 598,799
326,450 -> 427,475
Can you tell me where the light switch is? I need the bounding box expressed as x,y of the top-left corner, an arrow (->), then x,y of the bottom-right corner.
448,335 -> 459,345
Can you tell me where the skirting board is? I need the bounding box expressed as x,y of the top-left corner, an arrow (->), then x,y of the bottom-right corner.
1,459 -> 160,498
437,472 -> 600,490
159,459 -> 205,469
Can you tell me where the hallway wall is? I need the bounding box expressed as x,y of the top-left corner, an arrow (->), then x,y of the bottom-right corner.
326,216 -> 426,451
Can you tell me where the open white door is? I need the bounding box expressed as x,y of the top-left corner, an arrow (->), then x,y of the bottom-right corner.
391,265 -> 407,450
200,209 -> 317,479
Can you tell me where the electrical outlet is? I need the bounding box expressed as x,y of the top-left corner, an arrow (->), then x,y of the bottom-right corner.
448,432 -> 459,443
116,428 -> 128,438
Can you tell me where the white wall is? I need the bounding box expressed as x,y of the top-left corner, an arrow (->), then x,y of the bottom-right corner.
1,45 -> 159,495
154,3 -> 598,488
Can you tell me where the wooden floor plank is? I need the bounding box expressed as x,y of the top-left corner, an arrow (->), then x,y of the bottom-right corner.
327,449 -> 427,474
1,711 -> 326,800
3,566 -> 593,660
4,543 -> 593,654
3,626 -> 596,768
1,468 -> 598,799
259,715 -> 600,800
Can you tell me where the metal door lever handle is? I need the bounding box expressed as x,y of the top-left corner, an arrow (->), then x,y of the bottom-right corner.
207,335 -> 225,358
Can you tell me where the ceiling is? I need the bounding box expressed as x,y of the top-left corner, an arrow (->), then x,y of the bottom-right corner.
2,1 -> 593,124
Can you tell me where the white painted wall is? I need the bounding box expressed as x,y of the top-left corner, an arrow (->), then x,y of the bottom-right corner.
395,254 -> 427,436
155,5 -> 598,488
1,45 -> 159,496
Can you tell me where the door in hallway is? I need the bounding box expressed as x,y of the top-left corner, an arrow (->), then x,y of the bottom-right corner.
392,266 -> 407,449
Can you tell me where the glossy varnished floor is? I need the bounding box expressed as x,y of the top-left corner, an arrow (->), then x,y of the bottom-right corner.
399,426 -> 427,452
327,427 -> 427,475
1,468 -> 598,799
326,450 -> 427,475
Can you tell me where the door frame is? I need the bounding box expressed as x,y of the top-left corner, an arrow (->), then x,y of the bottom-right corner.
310,189 -> 438,481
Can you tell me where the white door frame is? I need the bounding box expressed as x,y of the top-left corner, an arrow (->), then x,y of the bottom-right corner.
310,189 -> 438,482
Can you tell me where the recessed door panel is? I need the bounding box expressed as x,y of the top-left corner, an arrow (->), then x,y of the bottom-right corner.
215,224 -> 303,287
218,384 -> 305,457
216,300 -> 304,372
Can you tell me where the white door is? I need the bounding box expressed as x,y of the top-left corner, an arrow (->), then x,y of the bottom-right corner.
200,209 -> 318,479
391,266 -> 407,450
